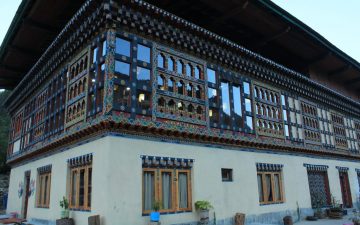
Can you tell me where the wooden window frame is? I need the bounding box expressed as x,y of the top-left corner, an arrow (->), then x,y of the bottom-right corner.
69,164 -> 92,211
36,172 -> 51,208
142,168 -> 192,214
257,171 -> 284,205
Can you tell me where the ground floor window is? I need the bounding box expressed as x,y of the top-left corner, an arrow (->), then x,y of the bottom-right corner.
142,156 -> 193,214
68,154 -> 93,210
256,163 -> 284,204
304,164 -> 330,208
36,165 -> 52,208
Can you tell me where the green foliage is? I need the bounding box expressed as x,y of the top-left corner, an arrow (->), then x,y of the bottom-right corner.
195,200 -> 213,211
152,201 -> 161,211
330,194 -> 341,211
0,91 -> 10,173
60,196 -> 69,209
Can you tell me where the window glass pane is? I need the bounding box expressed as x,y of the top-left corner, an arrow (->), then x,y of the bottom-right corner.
44,175 -> 48,205
281,95 -> 286,106
88,167 -> 92,208
245,98 -> 252,112
168,78 -> 174,92
137,67 -> 150,81
265,174 -> 273,201
168,58 -> 175,71
209,108 -> 219,124
115,61 -> 130,75
102,40 -> 107,57
233,86 -> 242,116
79,169 -> 85,207
158,75 -> 164,90
114,85 -> 130,107
186,64 -> 191,76
208,88 -> 217,104
195,67 -> 200,79
274,174 -> 281,201
246,116 -> 253,130
178,172 -> 188,208
177,61 -> 183,74
92,48 -> 98,63
283,110 -> 287,122
207,68 -> 216,83
143,171 -> 155,211
137,91 -> 151,110
71,170 -> 77,206
221,82 -> 231,126
243,82 -> 250,95
285,125 -> 289,137
157,54 -> 164,68
257,174 -> 264,202
137,44 -> 150,63
115,37 -> 130,57
39,176 -> 43,205
162,172 -> 172,210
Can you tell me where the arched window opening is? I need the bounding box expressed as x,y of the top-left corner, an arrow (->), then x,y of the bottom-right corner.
157,54 -> 165,68
168,57 -> 175,71
178,80 -> 184,95
177,60 -> 183,75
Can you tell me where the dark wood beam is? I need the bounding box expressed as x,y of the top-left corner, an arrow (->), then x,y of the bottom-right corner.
344,77 -> 360,86
210,1 -> 248,27
0,65 -> 25,74
255,26 -> 291,48
328,65 -> 350,77
9,45 -> 42,57
307,52 -> 331,66
23,18 -> 59,33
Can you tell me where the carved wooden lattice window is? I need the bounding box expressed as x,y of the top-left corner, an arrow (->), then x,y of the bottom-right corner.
65,49 -> 89,128
330,112 -> 348,150
300,100 -> 321,147
317,107 -> 335,149
253,83 -> 283,138
155,47 -> 206,125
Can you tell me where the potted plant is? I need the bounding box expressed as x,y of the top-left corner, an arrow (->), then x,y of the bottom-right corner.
329,195 -> 343,219
313,195 -> 325,219
60,196 -> 70,219
195,200 -> 213,222
150,201 -> 161,223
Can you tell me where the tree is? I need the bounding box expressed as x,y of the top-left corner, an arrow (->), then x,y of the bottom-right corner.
0,91 -> 11,173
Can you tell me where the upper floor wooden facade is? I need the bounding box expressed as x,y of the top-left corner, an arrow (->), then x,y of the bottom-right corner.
5,0 -> 360,164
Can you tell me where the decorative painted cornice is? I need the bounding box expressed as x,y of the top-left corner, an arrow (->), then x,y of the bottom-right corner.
256,163 -> 283,172
303,163 -> 328,171
37,164 -> 52,174
68,153 -> 93,167
108,0 -> 360,117
141,155 -> 194,168
335,166 -> 349,172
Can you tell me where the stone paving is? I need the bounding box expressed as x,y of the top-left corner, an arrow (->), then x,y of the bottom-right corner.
295,215 -> 354,225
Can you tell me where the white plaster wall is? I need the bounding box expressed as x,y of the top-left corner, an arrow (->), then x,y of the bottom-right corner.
6,135 -> 360,225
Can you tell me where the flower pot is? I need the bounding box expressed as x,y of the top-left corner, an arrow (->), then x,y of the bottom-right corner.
199,209 -> 209,221
329,209 -> 343,219
61,209 -> 70,219
150,212 -> 160,222
56,218 -> 74,225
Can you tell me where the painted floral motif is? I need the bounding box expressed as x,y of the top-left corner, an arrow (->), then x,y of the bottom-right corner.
18,181 -> 24,198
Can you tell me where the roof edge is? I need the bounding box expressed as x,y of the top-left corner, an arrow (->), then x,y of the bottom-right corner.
259,0 -> 360,71
0,0 -> 34,64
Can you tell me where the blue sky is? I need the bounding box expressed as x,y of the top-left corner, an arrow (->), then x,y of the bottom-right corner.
0,1 -> 359,91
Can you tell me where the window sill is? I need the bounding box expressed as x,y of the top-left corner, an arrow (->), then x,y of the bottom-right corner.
70,208 -> 91,212
142,210 -> 192,216
36,206 -> 50,209
260,202 -> 284,206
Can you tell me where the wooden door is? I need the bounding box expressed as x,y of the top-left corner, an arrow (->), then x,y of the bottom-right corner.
339,172 -> 352,208
22,172 -> 31,219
